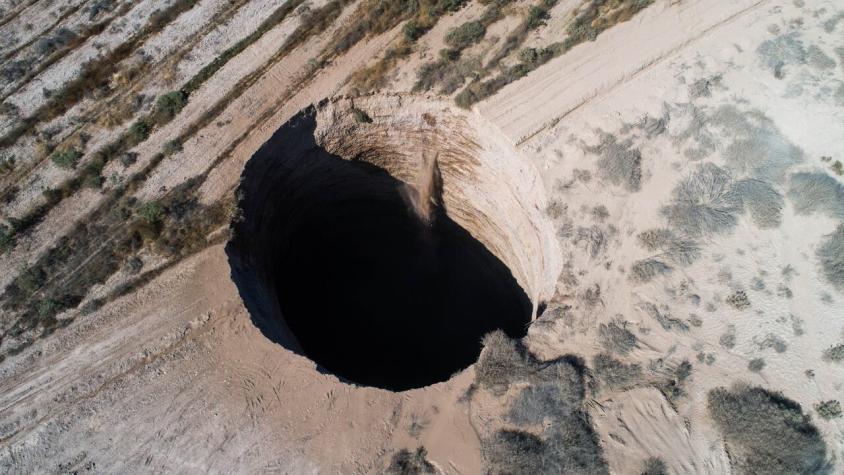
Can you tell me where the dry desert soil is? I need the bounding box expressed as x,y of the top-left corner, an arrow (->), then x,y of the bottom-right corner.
0,0 -> 843,473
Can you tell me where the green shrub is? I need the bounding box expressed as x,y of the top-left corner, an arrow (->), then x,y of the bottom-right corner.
82,170 -> 104,189
0,224 -> 14,253
0,153 -> 15,174
81,153 -> 106,189
439,48 -> 459,61
445,20 -> 485,49
707,384 -> 830,474
526,5 -> 550,30
402,20 -> 425,41
129,118 -> 151,143
50,148 -> 81,169
155,90 -> 187,123
37,298 -> 60,318
350,107 -> 372,123
163,139 -> 183,155
137,201 -> 166,225
18,267 -> 46,294
119,152 -> 138,167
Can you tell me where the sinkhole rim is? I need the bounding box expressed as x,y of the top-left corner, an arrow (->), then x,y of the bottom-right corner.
226,94 -> 561,391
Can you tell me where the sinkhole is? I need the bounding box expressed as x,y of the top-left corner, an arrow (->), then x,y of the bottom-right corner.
227,95 -> 561,391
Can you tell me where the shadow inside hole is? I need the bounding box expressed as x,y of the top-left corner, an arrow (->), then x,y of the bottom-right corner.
226,106 -> 531,391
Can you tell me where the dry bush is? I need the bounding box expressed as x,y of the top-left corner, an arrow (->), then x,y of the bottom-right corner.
474,330 -> 535,394
483,429 -> 546,474
35,28 -> 78,57
814,400 -> 842,420
637,228 -> 674,251
445,20 -> 485,49
591,204 -> 609,222
639,302 -> 688,332
350,107 -> 372,123
347,0 -> 475,91
731,178 -> 784,228
588,133 -> 642,191
641,457 -> 667,475
50,148 -> 81,169
598,321 -> 636,355
720,325 -> 736,349
662,163 -> 740,237
154,91 -> 187,124
707,384 -> 830,474
573,225 -> 605,258
656,360 -> 693,401
129,118 -> 151,143
822,343 -> 844,362
0,224 -> 14,254
748,358 -> 765,373
476,332 -> 608,474
567,0 -> 655,44
788,172 -> 844,220
1,59 -> 30,83
817,224 -> 844,289
756,333 -> 787,353
592,353 -> 641,388
726,290 -> 751,310
630,258 -> 671,283
507,361 -> 585,426
483,426 -> 607,475
386,447 -> 436,474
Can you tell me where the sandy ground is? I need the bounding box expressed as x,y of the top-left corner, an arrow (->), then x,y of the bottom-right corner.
0,0 -> 843,473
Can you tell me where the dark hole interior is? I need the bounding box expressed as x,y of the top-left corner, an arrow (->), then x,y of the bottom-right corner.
227,107 -> 531,391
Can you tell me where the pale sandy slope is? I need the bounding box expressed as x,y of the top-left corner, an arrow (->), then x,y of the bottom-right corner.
481,0 -> 844,472
1,0 -> 843,473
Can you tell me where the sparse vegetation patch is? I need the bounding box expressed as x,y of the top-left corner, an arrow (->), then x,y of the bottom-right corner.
641,457 -> 668,475
475,331 -> 607,473
707,384 -> 830,474
455,0 -> 655,107
445,21 -> 485,50
598,321 -> 637,354
822,343 -> 844,362
50,148 -> 82,169
593,353 -> 641,388
726,290 -> 750,310
814,400 -> 842,420
386,447 -> 436,474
